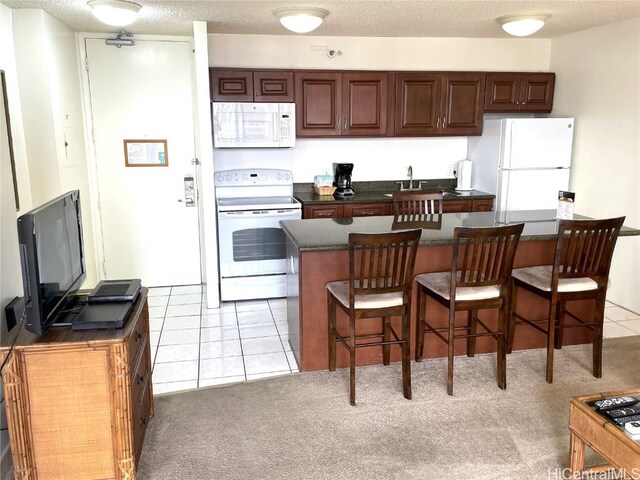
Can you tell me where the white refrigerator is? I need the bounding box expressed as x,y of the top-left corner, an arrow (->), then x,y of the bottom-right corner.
468,117 -> 574,211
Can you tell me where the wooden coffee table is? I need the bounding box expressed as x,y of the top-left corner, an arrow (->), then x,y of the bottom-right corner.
569,388 -> 640,477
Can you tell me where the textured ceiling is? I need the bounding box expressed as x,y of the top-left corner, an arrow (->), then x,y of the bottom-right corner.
3,0 -> 639,38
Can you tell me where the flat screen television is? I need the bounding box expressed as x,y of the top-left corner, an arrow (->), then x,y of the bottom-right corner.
17,190 -> 86,335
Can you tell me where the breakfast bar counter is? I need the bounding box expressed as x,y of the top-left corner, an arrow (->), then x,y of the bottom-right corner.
281,210 -> 639,371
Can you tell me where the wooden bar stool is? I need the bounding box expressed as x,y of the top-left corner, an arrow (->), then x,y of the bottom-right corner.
327,229 -> 422,406
508,217 -> 625,384
415,223 -> 524,395
393,191 -> 443,218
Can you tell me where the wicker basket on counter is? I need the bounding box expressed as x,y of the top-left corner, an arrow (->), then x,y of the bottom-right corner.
314,185 -> 336,196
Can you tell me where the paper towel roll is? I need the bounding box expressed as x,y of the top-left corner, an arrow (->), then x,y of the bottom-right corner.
457,160 -> 473,190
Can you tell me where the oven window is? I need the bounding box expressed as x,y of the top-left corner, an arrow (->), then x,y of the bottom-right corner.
232,228 -> 286,262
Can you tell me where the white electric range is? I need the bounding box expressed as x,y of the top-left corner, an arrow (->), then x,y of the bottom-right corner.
215,169 -> 301,301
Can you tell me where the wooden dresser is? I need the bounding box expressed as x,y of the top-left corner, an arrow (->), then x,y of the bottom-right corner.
0,288 -> 152,480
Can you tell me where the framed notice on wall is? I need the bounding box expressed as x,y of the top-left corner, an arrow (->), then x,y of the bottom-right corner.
124,139 -> 168,167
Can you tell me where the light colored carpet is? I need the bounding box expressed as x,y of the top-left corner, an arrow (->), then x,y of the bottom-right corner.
138,336 -> 640,480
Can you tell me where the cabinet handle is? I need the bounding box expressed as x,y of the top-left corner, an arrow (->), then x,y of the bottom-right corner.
442,116 -> 446,127
344,117 -> 348,131
140,417 -> 148,427
336,115 -> 341,133
436,117 -> 440,128
137,374 -> 145,385
135,331 -> 142,342
248,91 -> 252,97
318,212 -> 332,217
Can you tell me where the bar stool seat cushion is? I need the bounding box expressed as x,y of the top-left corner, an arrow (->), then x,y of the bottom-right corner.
415,272 -> 500,301
326,281 -> 403,309
512,265 -> 598,293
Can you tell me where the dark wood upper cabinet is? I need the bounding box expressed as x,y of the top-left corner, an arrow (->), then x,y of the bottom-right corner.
341,72 -> 388,136
394,72 -> 484,136
393,73 -> 440,135
295,72 -> 342,136
210,68 -> 555,137
253,71 -> 295,102
441,73 -> 485,135
484,72 -> 555,112
210,69 -> 294,102
295,71 -> 389,137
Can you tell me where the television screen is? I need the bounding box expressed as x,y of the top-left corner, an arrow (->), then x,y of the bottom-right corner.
18,190 -> 86,335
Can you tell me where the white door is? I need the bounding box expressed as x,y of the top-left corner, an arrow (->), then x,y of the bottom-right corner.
85,38 -> 201,286
498,168 -> 571,211
503,118 -> 574,169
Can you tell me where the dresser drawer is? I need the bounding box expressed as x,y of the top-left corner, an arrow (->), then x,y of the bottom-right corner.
130,339 -> 150,409
132,380 -> 152,462
126,306 -> 148,372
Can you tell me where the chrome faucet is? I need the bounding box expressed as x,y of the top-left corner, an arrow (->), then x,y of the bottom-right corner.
396,165 -> 425,191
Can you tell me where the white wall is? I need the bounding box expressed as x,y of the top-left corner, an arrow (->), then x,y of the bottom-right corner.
293,137 -> 468,182
208,34 -> 553,182
551,17 -> 640,312
11,9 -> 98,287
0,3 -> 28,466
208,34 -> 551,71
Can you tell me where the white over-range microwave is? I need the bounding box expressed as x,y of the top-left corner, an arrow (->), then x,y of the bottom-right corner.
212,102 -> 296,148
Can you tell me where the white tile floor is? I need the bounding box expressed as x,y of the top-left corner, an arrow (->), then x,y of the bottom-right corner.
148,285 -> 640,396
148,285 -> 298,395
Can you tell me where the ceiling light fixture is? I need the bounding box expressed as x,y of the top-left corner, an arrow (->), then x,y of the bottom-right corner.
498,14 -> 550,37
274,7 -> 329,34
88,0 -> 141,27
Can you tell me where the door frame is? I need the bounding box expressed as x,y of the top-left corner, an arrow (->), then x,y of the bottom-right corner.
77,32 -> 209,291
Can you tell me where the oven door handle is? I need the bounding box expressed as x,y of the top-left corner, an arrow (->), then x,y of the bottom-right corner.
218,209 -> 301,218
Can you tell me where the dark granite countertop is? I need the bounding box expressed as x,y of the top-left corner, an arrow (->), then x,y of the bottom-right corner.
281,210 -> 640,252
293,180 -> 495,205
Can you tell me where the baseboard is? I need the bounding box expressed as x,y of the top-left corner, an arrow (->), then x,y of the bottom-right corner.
0,445 -> 12,480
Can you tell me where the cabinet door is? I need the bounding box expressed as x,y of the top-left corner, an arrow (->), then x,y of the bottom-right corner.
393,73 -> 440,135
254,71 -> 294,102
442,200 -> 473,213
483,74 -> 521,112
344,203 -> 390,217
342,72 -> 388,136
519,73 -> 555,112
472,199 -> 494,212
304,204 -> 344,218
210,69 -> 253,102
484,73 -> 555,112
440,73 -> 485,135
295,72 -> 342,136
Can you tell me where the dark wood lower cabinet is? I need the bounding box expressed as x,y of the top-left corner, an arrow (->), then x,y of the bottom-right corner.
443,198 -> 494,213
343,203 -> 391,217
303,198 -> 493,218
304,204 -> 344,218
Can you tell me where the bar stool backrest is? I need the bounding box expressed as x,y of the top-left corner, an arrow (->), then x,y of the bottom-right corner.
393,192 -> 443,217
554,217 -> 625,289
348,229 -> 422,307
452,223 -> 525,295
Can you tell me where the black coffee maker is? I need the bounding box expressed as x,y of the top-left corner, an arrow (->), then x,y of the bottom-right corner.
333,163 -> 354,197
